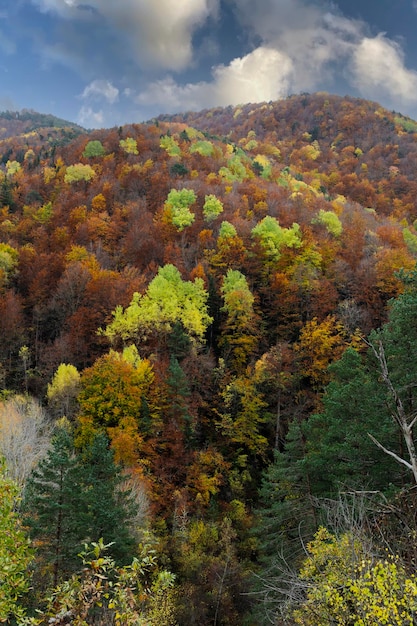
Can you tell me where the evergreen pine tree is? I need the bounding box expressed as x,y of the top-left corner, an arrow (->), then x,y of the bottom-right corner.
75,432 -> 136,564
23,425 -> 136,586
302,347 -> 401,495
22,425 -> 80,585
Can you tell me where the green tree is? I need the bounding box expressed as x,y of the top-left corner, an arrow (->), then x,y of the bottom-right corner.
189,140 -> 214,157
311,209 -> 343,237
104,264 -> 212,350
218,221 -> 237,240
119,137 -> 139,155
253,420 -> 317,574
22,424 -> 79,586
38,539 -> 177,626
364,269 -> 417,484
64,163 -> 96,184
251,216 -> 302,263
303,347 -> 399,495
23,424 -> 135,586
82,140 -> 106,158
303,270 -> 417,494
0,242 -> 19,286
219,155 -> 247,182
0,458 -> 33,623
73,432 -> 136,565
219,269 -> 259,372
164,188 -> 196,232
47,363 -> 81,419
203,194 -> 224,223
160,134 -> 181,156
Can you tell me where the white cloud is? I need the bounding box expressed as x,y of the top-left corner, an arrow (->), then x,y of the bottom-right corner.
80,79 -> 119,104
212,47 -> 293,104
77,105 -> 104,128
230,0 -> 363,92
223,1 -> 417,112
29,0 -> 417,122
32,0 -> 219,71
137,47 -> 293,112
351,35 -> 417,107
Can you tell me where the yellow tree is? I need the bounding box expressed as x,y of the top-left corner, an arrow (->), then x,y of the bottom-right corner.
291,526 -> 417,626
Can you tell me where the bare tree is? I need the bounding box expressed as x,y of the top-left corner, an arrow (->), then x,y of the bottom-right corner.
0,395 -> 52,486
366,339 -> 417,485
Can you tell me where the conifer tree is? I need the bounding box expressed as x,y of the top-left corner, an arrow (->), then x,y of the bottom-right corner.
23,424 -> 135,586
22,424 -> 79,586
74,431 -> 136,565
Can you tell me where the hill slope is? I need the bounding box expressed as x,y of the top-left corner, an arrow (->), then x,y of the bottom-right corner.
2,92 -> 417,625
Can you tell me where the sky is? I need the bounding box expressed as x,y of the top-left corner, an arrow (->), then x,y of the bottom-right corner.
1,0 -> 417,128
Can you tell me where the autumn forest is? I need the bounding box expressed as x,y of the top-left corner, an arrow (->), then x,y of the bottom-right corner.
2,93 -> 417,624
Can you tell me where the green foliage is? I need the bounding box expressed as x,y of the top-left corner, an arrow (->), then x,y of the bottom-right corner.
37,539 -> 177,626
47,363 -> 81,419
189,140 -> 214,157
22,424 -> 79,583
165,188 -> 196,231
6,159 -> 21,177
219,154 -> 248,182
220,270 -> 259,372
165,356 -> 191,433
303,347 -> 399,494
312,209 -> 343,237
82,140 -> 106,158
253,423 -> 317,569
219,375 -> 268,458
34,201 -> 53,224
0,177 -> 15,209
218,220 -> 237,239
0,458 -> 33,622
394,115 -> 417,133
0,242 -> 18,283
203,194 -> 223,222
23,425 -> 135,584
160,134 -> 181,156
105,264 -> 212,346
64,163 -> 96,184
403,227 -> 417,254
251,216 -> 302,262
170,162 -> 189,177
119,137 -> 139,155
221,269 -> 254,321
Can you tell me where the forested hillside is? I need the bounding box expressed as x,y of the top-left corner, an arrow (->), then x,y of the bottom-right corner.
2,93 -> 417,624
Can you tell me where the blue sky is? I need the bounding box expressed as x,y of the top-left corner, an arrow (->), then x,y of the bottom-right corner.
1,0 -> 417,128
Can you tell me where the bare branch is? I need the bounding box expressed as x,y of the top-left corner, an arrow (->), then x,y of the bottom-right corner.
408,413 -> 417,431
367,432 -> 413,471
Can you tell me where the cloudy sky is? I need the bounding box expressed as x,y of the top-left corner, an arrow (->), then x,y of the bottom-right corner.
2,0 -> 417,128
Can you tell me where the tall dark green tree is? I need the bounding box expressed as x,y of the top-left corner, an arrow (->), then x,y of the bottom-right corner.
365,269 -> 417,484
23,424 -> 135,586
74,432 -> 135,564
22,425 -> 79,586
302,347 -> 401,495
254,420 -> 317,569
303,269 -> 417,494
